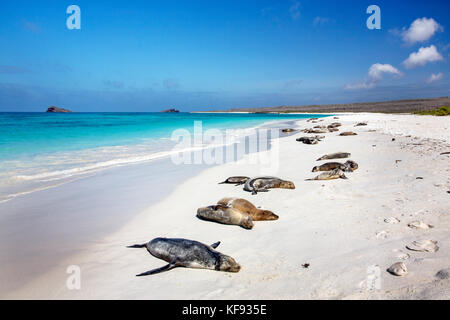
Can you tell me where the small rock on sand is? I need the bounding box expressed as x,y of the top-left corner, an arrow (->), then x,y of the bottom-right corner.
387,262 -> 408,276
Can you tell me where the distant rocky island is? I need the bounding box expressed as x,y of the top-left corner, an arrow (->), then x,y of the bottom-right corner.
46,106 -> 73,113
161,108 -> 180,113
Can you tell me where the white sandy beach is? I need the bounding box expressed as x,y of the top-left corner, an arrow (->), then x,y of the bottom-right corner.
2,113 -> 450,300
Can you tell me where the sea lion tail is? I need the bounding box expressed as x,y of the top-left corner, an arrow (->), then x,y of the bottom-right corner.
127,243 -> 147,249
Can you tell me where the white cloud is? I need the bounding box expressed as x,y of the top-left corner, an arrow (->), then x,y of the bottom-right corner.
402,17 -> 443,44
403,45 -> 443,69
289,1 -> 300,20
345,63 -> 402,90
426,72 -> 444,83
368,63 -> 402,80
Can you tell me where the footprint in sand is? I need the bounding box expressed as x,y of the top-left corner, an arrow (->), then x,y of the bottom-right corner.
435,268 -> 450,280
393,249 -> 410,260
407,221 -> 434,230
406,240 -> 439,253
375,230 -> 389,239
384,217 -> 400,224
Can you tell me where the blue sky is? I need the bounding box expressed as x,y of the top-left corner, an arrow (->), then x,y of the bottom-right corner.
0,0 -> 449,111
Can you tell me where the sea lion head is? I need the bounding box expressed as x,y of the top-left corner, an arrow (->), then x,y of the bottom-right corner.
280,180 -> 296,189
335,169 -> 348,179
312,166 -> 320,172
344,160 -> 358,172
241,215 -> 254,229
219,254 -> 241,273
259,210 -> 279,220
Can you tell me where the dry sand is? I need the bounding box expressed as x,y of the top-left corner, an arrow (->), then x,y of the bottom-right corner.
3,113 -> 450,300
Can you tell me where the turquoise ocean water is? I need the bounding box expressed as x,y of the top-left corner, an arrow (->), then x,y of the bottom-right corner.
0,112 -> 328,202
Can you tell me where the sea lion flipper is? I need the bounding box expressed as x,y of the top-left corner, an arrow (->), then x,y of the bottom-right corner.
127,243 -> 147,249
136,263 -> 177,276
210,241 -> 221,249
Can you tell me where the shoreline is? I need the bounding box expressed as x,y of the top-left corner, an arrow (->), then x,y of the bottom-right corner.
3,113 -> 449,299
0,117 -> 310,297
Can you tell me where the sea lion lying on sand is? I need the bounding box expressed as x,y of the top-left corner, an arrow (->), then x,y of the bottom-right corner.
219,176 -> 250,185
307,168 -> 348,181
128,238 -> 241,276
339,131 -> 358,136
328,127 -> 339,132
218,197 -> 279,221
355,122 -> 367,127
316,152 -> 351,161
296,136 -> 324,145
303,128 -> 329,134
281,128 -> 297,133
312,160 -> 358,172
328,122 -> 342,128
244,177 -> 295,195
197,205 -> 254,229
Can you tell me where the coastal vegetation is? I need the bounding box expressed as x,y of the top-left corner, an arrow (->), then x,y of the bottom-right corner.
414,106 -> 450,116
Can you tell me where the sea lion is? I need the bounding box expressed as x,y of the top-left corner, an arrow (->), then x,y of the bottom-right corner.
339,131 -> 357,136
219,176 -> 250,185
128,238 -> 241,276
197,205 -> 254,229
244,176 -> 295,195
307,168 -> 348,181
217,197 -> 279,221
328,127 -> 339,132
355,122 -> 368,127
316,152 -> 351,161
296,136 -> 322,145
281,128 -> 297,133
328,122 -> 342,128
312,160 -> 358,172
303,128 -> 329,134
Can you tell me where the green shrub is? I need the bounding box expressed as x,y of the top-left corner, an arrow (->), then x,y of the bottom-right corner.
415,106 -> 450,116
